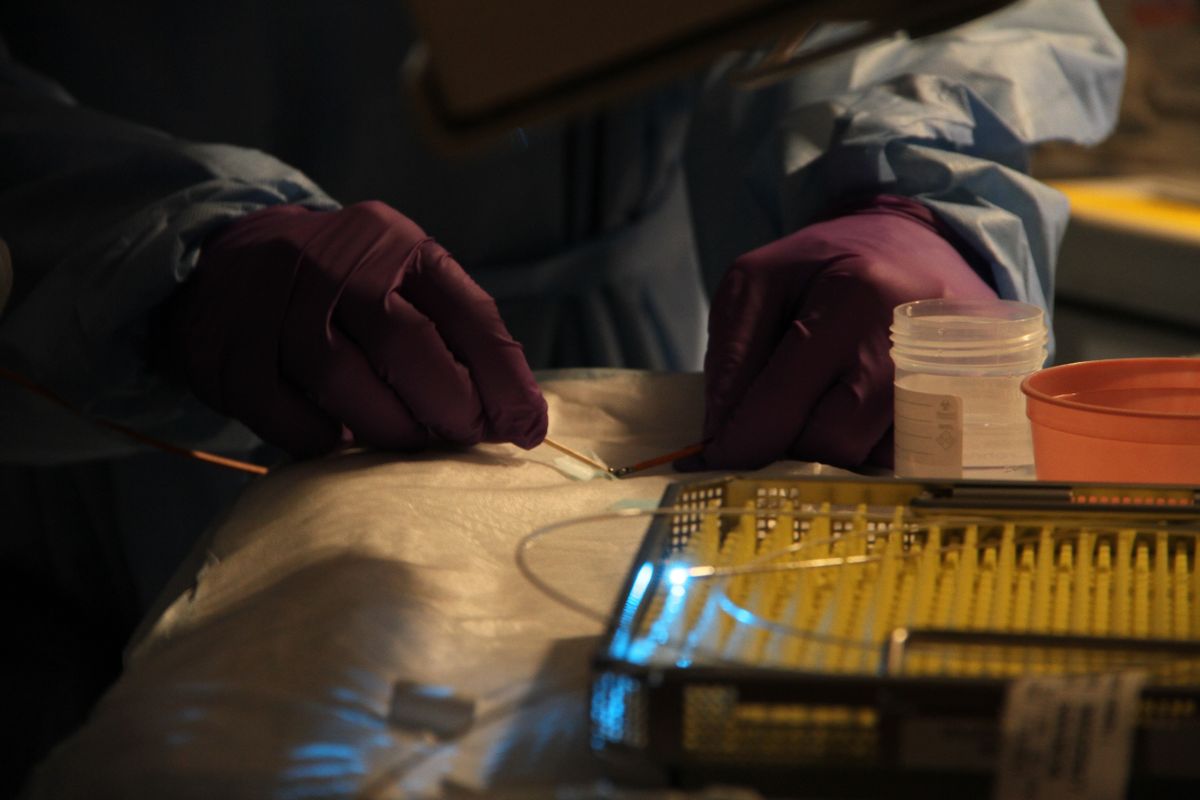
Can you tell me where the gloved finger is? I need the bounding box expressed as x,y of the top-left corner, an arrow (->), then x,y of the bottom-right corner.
401,243 -> 547,448
701,243 -> 820,441
865,427 -> 894,470
786,379 -> 893,468
335,290 -> 485,445
168,264 -> 344,458
702,314 -> 856,470
285,327 -> 430,451
220,332 -> 344,457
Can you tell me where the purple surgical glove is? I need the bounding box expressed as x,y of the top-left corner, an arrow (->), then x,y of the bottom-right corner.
689,195 -> 998,471
165,202 -> 547,457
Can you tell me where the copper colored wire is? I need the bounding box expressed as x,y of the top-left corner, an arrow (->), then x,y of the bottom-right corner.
2,360 -> 709,481
0,365 -> 269,476
610,442 -> 705,478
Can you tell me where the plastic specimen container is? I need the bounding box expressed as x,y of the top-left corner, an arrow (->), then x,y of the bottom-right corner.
891,298 -> 1048,479
1021,357 -> 1200,483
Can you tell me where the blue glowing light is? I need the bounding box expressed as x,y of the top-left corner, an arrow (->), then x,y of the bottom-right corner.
411,684 -> 454,699
607,562 -> 655,659
289,744 -> 359,762
629,562 -> 654,600
332,706 -> 386,729
591,672 -> 639,747
280,762 -> 364,780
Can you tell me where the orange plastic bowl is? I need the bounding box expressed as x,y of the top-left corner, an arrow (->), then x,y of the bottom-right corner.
1021,358 -> 1200,484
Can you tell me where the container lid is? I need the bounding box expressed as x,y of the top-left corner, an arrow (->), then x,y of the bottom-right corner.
892,298 -> 1045,345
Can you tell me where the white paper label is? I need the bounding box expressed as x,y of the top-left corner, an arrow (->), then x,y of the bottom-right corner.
894,384 -> 962,478
993,672 -> 1146,800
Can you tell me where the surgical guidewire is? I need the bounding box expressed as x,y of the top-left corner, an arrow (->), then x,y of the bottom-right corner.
1,360 -> 701,480
0,364 -> 269,476
513,506 -> 890,655
541,436 -> 706,478
609,441 -> 705,477
515,504 -> 1200,668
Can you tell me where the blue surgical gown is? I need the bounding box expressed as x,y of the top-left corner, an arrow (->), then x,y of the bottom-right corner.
0,0 -> 1127,607
0,0 -> 1124,463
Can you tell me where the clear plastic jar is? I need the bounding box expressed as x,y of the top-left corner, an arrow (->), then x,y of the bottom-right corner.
891,298 -> 1048,479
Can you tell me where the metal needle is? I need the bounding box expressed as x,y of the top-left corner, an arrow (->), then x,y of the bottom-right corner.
541,436 -> 613,474
609,442 -> 704,478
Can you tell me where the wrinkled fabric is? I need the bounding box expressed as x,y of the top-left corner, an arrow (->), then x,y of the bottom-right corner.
730,0 -> 1126,348
0,58 -> 337,460
1028,0 -> 1200,177
167,203 -> 547,456
20,370 -> 782,799
691,195 -> 998,472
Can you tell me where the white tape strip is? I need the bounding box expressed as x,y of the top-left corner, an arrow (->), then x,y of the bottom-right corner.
994,671 -> 1146,800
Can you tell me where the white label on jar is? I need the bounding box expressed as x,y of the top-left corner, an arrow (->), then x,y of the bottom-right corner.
895,384 -> 962,478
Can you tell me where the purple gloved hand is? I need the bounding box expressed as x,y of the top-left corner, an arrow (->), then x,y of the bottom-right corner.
165,202 -> 547,457
688,195 -> 998,471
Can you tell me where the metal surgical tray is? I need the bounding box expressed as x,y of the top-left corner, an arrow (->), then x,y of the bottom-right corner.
590,476 -> 1200,796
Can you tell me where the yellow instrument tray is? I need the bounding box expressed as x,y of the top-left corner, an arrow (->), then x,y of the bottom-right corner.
590,476 -> 1200,795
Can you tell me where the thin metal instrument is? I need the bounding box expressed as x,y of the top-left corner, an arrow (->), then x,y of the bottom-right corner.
542,437 -> 706,478
541,436 -> 613,474
609,442 -> 704,477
